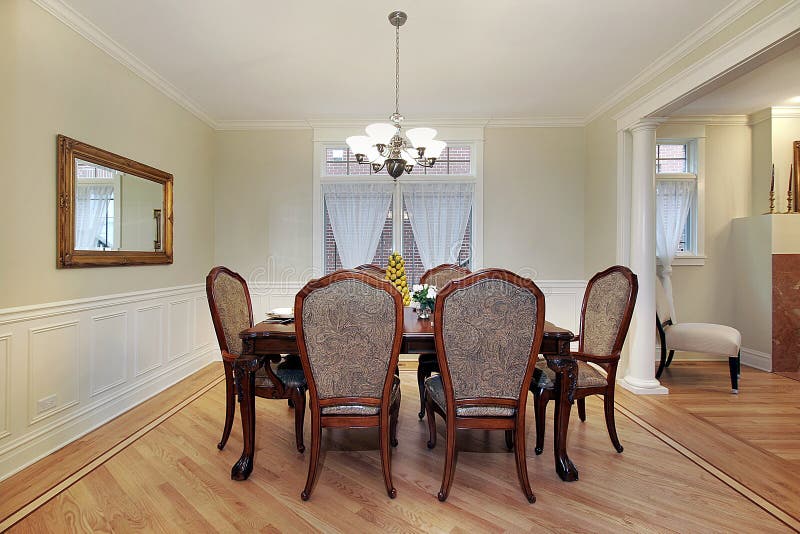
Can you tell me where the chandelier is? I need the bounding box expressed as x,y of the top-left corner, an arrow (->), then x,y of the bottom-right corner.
346,11 -> 446,179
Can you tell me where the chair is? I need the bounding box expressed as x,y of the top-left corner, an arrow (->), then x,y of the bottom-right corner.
424,269 -> 545,503
354,263 -> 387,279
295,270 -> 403,500
416,263 -> 471,419
655,279 -> 742,393
531,266 -> 637,455
206,266 -> 307,452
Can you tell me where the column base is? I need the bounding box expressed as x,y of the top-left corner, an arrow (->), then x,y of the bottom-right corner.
618,376 -> 668,395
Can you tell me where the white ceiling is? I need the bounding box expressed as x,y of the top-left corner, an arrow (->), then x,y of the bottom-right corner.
59,0 -> 736,123
674,44 -> 800,115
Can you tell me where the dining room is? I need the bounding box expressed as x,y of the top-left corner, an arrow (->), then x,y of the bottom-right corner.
2,0 -> 800,532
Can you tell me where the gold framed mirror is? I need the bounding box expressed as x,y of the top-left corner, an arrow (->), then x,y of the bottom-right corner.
57,135 -> 173,268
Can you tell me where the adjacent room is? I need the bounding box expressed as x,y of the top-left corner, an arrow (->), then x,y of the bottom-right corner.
2,0 -> 800,531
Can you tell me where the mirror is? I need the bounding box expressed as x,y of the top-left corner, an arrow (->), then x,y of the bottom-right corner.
57,135 -> 173,268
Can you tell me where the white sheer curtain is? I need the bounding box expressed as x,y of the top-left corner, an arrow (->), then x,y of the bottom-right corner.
322,182 -> 393,269
655,179 -> 695,322
402,182 -> 474,270
75,184 -> 114,250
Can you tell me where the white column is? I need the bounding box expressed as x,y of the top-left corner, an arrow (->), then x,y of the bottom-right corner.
619,119 -> 668,395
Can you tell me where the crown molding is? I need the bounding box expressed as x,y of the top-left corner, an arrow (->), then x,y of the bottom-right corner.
665,114 -> 749,126
585,0 -> 762,124
747,106 -> 800,125
613,1 -> 800,130
485,117 -> 585,128
31,0 -> 217,129
215,120 -> 312,130
748,107 -> 773,125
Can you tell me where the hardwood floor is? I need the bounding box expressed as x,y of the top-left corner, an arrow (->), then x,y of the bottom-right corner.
3,362 -> 799,532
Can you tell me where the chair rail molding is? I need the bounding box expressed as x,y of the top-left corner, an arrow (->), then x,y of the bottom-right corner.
0,284 -> 219,482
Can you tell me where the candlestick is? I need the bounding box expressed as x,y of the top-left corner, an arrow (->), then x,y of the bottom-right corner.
766,164 -> 775,214
786,167 -> 794,214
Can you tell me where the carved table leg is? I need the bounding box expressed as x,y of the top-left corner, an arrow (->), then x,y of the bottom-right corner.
548,355 -> 579,482
231,356 -> 258,481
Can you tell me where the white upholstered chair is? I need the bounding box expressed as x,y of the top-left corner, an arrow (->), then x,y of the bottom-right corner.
655,279 -> 742,393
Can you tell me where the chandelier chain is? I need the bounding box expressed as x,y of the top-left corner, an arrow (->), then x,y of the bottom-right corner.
395,22 -> 400,116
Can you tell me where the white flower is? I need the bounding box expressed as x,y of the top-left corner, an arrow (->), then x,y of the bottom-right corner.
412,284 -> 424,293
428,287 -> 437,299
410,300 -> 420,309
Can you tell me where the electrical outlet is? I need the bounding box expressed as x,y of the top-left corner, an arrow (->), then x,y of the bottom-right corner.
37,394 -> 57,414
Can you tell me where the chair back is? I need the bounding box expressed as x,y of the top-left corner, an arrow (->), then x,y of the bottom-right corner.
354,264 -> 386,279
420,263 -> 471,289
295,270 -> 402,404
206,266 -> 254,356
579,266 -> 638,358
434,269 -> 545,411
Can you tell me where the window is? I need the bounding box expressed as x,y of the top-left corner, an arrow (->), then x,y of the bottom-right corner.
320,144 -> 477,285
656,139 -> 702,259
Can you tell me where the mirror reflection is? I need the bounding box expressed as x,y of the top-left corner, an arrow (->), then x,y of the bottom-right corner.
75,159 -> 164,252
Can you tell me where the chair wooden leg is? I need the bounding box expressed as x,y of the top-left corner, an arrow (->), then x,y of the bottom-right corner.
666,350 -> 676,367
390,399 -> 400,447
293,388 -> 306,453
729,356 -> 739,394
437,419 -> 457,502
417,363 -> 427,419
300,408 -> 321,501
505,430 -> 514,451
533,387 -> 548,455
425,394 -> 437,449
218,360 -> 236,450
577,398 -> 586,422
737,350 -> 742,377
379,413 -> 397,499
513,417 -> 535,503
656,342 -> 667,379
603,390 -> 623,453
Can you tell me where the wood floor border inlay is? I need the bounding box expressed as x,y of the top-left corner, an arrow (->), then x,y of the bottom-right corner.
614,401 -> 800,531
0,374 -> 224,532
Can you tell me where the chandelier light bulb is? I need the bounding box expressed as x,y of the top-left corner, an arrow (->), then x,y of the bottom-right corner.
424,140 -> 446,160
406,128 -> 437,149
365,123 -> 397,146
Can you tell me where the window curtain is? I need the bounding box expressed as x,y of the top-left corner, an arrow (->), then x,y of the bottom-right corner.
322,182 -> 393,269
655,179 -> 695,322
402,182 -> 474,270
75,184 -> 114,250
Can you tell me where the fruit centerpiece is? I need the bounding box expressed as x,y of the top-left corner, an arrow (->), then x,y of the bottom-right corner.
385,251 -> 411,306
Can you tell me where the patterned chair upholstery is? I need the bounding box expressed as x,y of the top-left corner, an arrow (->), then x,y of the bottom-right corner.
532,266 -> 637,455
416,263 -> 472,419
206,266 -> 307,453
424,269 -> 544,503
295,271 -> 402,500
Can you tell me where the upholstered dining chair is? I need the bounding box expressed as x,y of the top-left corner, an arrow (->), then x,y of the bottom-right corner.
206,266 -> 307,452
416,263 -> 471,419
354,263 -> 387,279
655,279 -> 742,393
531,265 -> 637,455
424,269 -> 545,503
295,270 -> 403,500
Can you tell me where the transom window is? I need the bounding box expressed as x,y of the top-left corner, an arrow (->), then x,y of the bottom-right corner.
324,145 -> 472,176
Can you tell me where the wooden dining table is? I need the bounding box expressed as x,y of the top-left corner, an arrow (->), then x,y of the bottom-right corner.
233,307 -> 580,482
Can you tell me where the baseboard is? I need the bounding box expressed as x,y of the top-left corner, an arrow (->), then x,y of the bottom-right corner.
741,347 -> 771,372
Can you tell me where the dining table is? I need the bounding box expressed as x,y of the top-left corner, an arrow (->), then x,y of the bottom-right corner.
232,307 -> 580,482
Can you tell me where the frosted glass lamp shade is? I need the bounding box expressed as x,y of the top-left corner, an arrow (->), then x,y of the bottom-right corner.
365,123 -> 397,145
346,135 -> 372,155
424,139 -> 446,159
402,148 -> 419,165
406,127 -> 437,149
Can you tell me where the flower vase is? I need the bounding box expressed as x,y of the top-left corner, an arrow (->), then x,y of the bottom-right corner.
418,305 -> 432,320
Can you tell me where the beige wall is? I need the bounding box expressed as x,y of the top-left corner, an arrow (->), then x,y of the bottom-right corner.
751,118 -> 773,215
213,130 -> 314,282
583,117 -> 619,278
667,125 -> 752,329
483,127 -> 585,279
0,0 -> 216,308
772,115 -> 800,212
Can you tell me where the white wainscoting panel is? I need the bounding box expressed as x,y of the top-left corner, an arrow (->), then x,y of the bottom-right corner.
90,311 -> 128,397
168,299 -> 192,361
0,284 -> 218,481
135,305 -> 164,377
28,321 -> 80,425
0,335 -> 9,440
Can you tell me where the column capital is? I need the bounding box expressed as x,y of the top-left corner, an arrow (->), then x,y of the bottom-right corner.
629,118 -> 667,133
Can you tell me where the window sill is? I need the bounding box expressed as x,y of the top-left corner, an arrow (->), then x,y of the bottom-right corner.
672,255 -> 706,266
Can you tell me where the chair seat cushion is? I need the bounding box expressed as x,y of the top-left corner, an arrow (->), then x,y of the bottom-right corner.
321,376 -> 401,415
533,359 -> 607,390
254,364 -> 306,389
424,374 -> 516,417
664,323 -> 741,356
